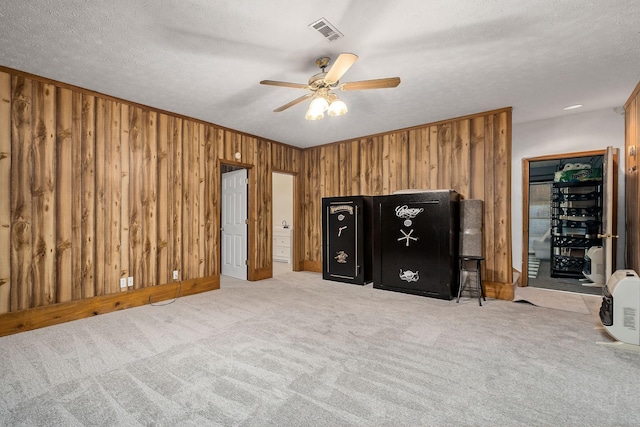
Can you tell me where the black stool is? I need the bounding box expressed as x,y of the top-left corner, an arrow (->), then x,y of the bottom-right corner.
456,256 -> 486,306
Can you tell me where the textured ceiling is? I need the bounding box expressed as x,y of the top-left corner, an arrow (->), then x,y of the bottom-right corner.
1,1 -> 639,148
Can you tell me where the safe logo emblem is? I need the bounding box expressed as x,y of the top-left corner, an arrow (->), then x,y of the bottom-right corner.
395,205 -> 424,227
335,251 -> 348,264
399,269 -> 419,282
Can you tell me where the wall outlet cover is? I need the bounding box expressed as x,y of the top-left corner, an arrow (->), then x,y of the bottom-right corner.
128,276 -> 134,287
120,278 -> 127,289
173,270 -> 179,280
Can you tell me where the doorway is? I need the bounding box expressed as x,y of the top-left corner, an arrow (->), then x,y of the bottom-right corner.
272,172 -> 294,276
221,166 -> 248,280
522,149 -> 617,295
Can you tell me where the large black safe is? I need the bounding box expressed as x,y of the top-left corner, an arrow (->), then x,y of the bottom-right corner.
373,190 -> 460,299
322,196 -> 373,285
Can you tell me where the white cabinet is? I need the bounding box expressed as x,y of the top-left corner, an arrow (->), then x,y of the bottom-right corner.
273,226 -> 292,263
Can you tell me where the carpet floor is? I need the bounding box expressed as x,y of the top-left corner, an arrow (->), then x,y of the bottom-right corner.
1,271 -> 638,426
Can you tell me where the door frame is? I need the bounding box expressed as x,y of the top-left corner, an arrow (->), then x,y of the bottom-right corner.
521,149 -> 608,287
272,168 -> 301,272
221,167 -> 248,280
219,161 -> 254,279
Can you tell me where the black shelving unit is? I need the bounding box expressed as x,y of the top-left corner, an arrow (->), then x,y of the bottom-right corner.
550,180 -> 602,278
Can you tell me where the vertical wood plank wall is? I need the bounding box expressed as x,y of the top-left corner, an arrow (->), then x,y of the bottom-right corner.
0,66 -> 513,330
0,69 -> 301,317
625,81 -> 640,273
301,109 -> 513,284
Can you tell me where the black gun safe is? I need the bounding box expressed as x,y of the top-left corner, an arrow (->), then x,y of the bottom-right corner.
373,190 -> 460,299
322,196 -> 373,285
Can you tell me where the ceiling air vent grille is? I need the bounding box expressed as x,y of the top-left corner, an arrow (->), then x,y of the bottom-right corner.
309,18 -> 343,42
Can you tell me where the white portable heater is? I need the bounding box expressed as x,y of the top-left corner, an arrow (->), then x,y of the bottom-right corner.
583,246 -> 604,284
600,269 -> 640,345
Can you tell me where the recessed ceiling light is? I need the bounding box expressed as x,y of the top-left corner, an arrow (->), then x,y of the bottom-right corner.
563,104 -> 583,110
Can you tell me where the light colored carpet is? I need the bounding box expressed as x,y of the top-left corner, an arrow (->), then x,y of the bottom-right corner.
1,271 -> 638,426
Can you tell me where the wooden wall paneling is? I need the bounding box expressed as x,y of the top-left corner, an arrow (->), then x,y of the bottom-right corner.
81,94 -> 96,297
635,95 -> 640,271
120,104 -> 130,289
11,76 -> 33,311
304,148 -> 320,266
625,90 -> 639,271
94,98 -> 106,297
32,81 -> 57,307
482,114 -> 496,281
469,117 -> 486,201
203,124 -> 218,277
197,123 -> 206,278
171,117 -> 183,278
338,142 -> 351,196
428,126 -> 438,189
358,139 -> 372,195
493,111 -> 512,283
254,138 -> 272,278
128,106 -> 143,289
143,111 -> 158,287
157,113 -> 169,284
381,135 -> 391,194
188,120 -> 201,280
162,116 -> 175,280
56,88 -> 75,302
0,72 -> 11,313
71,92 -> 83,299
418,127 -> 432,190
437,123 -> 452,189
181,120 -> 193,280
395,132 -> 410,191
451,119 -> 471,198
104,100 -> 121,294
349,140 -> 360,194
407,129 -> 424,190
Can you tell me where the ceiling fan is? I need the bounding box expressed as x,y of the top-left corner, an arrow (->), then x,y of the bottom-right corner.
260,53 -> 401,120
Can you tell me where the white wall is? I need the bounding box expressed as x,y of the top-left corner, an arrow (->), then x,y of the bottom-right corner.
272,172 -> 294,228
512,108 -> 626,273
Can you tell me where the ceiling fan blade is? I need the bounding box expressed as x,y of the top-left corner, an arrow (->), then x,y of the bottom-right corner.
340,77 -> 401,91
324,53 -> 359,84
260,80 -> 310,90
273,94 -> 313,112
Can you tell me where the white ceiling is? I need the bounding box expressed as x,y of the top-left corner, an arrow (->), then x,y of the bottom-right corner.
1,1 -> 639,148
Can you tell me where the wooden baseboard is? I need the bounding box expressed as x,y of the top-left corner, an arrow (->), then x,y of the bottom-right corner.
0,276 -> 220,337
303,260 -> 322,273
251,267 -> 272,281
482,280 -> 514,301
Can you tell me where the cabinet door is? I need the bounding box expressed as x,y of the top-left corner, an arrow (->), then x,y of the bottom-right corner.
325,202 -> 360,279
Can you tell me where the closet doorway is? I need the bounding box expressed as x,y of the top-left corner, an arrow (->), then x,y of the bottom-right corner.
522,148 -> 617,295
272,172 -> 294,276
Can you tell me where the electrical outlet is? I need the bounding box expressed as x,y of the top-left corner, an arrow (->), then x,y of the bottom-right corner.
120,278 -> 127,289
173,270 -> 179,280
128,276 -> 134,287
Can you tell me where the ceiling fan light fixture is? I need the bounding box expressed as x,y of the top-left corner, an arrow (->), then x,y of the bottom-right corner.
327,96 -> 347,117
305,108 -> 324,120
309,96 -> 329,113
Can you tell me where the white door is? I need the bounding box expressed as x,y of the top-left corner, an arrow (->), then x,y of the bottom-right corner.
601,146 -> 618,282
221,169 -> 248,280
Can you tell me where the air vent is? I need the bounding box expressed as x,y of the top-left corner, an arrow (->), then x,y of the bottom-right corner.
308,17 -> 343,42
